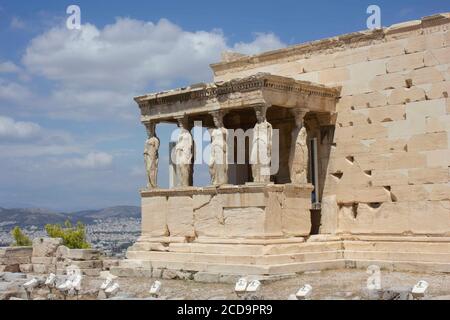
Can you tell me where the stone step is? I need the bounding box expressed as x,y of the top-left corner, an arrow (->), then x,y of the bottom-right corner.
343,240 -> 450,253
131,240 -> 343,255
114,257 -> 450,278
344,250 -> 450,263
115,259 -> 348,276
348,259 -> 450,273
126,250 -> 344,265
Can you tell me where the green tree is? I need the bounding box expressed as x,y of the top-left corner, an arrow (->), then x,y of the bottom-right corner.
45,220 -> 91,249
10,226 -> 32,247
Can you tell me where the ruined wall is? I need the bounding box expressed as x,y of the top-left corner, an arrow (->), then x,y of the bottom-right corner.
211,14 -> 450,236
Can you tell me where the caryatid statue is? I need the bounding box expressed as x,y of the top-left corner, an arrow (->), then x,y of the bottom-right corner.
209,111 -> 228,185
289,109 -> 309,184
175,116 -> 193,187
250,105 -> 273,183
144,122 -> 160,189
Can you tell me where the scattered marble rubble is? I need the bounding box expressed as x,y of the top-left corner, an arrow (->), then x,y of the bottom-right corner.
0,239 -> 447,300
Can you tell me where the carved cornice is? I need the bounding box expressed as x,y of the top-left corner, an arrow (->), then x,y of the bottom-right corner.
134,73 -> 339,110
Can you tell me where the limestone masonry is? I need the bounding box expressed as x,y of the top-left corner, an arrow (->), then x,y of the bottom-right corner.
115,13 -> 450,279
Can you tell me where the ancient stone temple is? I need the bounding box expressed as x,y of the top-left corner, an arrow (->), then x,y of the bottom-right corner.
116,13 -> 450,279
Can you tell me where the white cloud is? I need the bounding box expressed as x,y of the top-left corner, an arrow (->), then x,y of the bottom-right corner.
0,78 -> 33,103
60,152 -> 113,169
0,115 -> 42,139
10,17 -> 26,30
0,61 -> 30,82
0,61 -> 21,74
0,115 -> 78,157
21,18 -> 285,120
232,32 -> 286,55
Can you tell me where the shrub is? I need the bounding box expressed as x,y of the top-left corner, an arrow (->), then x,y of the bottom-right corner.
45,220 -> 91,249
10,226 -> 32,247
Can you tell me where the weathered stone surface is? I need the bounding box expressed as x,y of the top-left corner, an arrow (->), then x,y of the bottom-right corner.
408,132 -> 448,151
102,259 -> 119,270
162,269 -> 177,280
408,167 -> 449,184
424,47 -> 450,66
0,272 -> 26,282
32,238 -> 62,257
142,196 -> 168,237
319,67 -> 350,83
79,268 -> 102,277
19,264 -> 33,273
369,73 -> 405,91
388,87 -> 426,105
66,249 -> 100,261
368,41 -> 405,61
55,245 -> 69,260
223,207 -> 266,238
0,247 -> 32,259
0,256 -> 31,265
426,81 -> 450,100
167,196 -> 194,237
31,257 -> 54,265
387,52 -> 424,73
193,194 -> 225,238
0,265 -> 19,272
65,259 -> 103,269
405,33 -> 446,54
408,67 -> 445,85
32,264 -> 55,274
193,272 -> 219,283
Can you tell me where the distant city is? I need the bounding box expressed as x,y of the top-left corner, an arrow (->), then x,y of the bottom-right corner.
0,206 -> 141,257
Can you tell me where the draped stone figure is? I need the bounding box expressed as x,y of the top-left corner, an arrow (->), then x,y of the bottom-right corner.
175,117 -> 193,187
209,112 -> 228,185
250,106 -> 272,183
144,122 -> 159,189
289,111 -> 309,184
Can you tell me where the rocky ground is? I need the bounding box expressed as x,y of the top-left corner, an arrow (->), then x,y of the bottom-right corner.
1,269 -> 449,300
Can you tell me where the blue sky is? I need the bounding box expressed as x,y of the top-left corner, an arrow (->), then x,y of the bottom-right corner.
0,0 -> 449,211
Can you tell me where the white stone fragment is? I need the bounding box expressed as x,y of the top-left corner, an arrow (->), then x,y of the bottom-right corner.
246,280 -> 261,292
234,277 -> 248,293
23,278 -> 40,291
105,282 -> 120,296
57,279 -> 72,292
296,284 -> 313,300
45,273 -> 57,287
71,274 -> 82,291
100,277 -> 114,290
149,280 -> 162,296
412,280 -> 429,298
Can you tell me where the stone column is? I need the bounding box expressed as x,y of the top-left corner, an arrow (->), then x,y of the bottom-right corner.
250,105 -> 273,183
209,111 -> 228,185
144,121 -> 160,189
289,108 -> 309,184
174,116 -> 193,187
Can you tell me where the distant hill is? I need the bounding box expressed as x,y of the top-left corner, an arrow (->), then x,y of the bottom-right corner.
73,206 -> 141,220
0,205 -> 140,228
